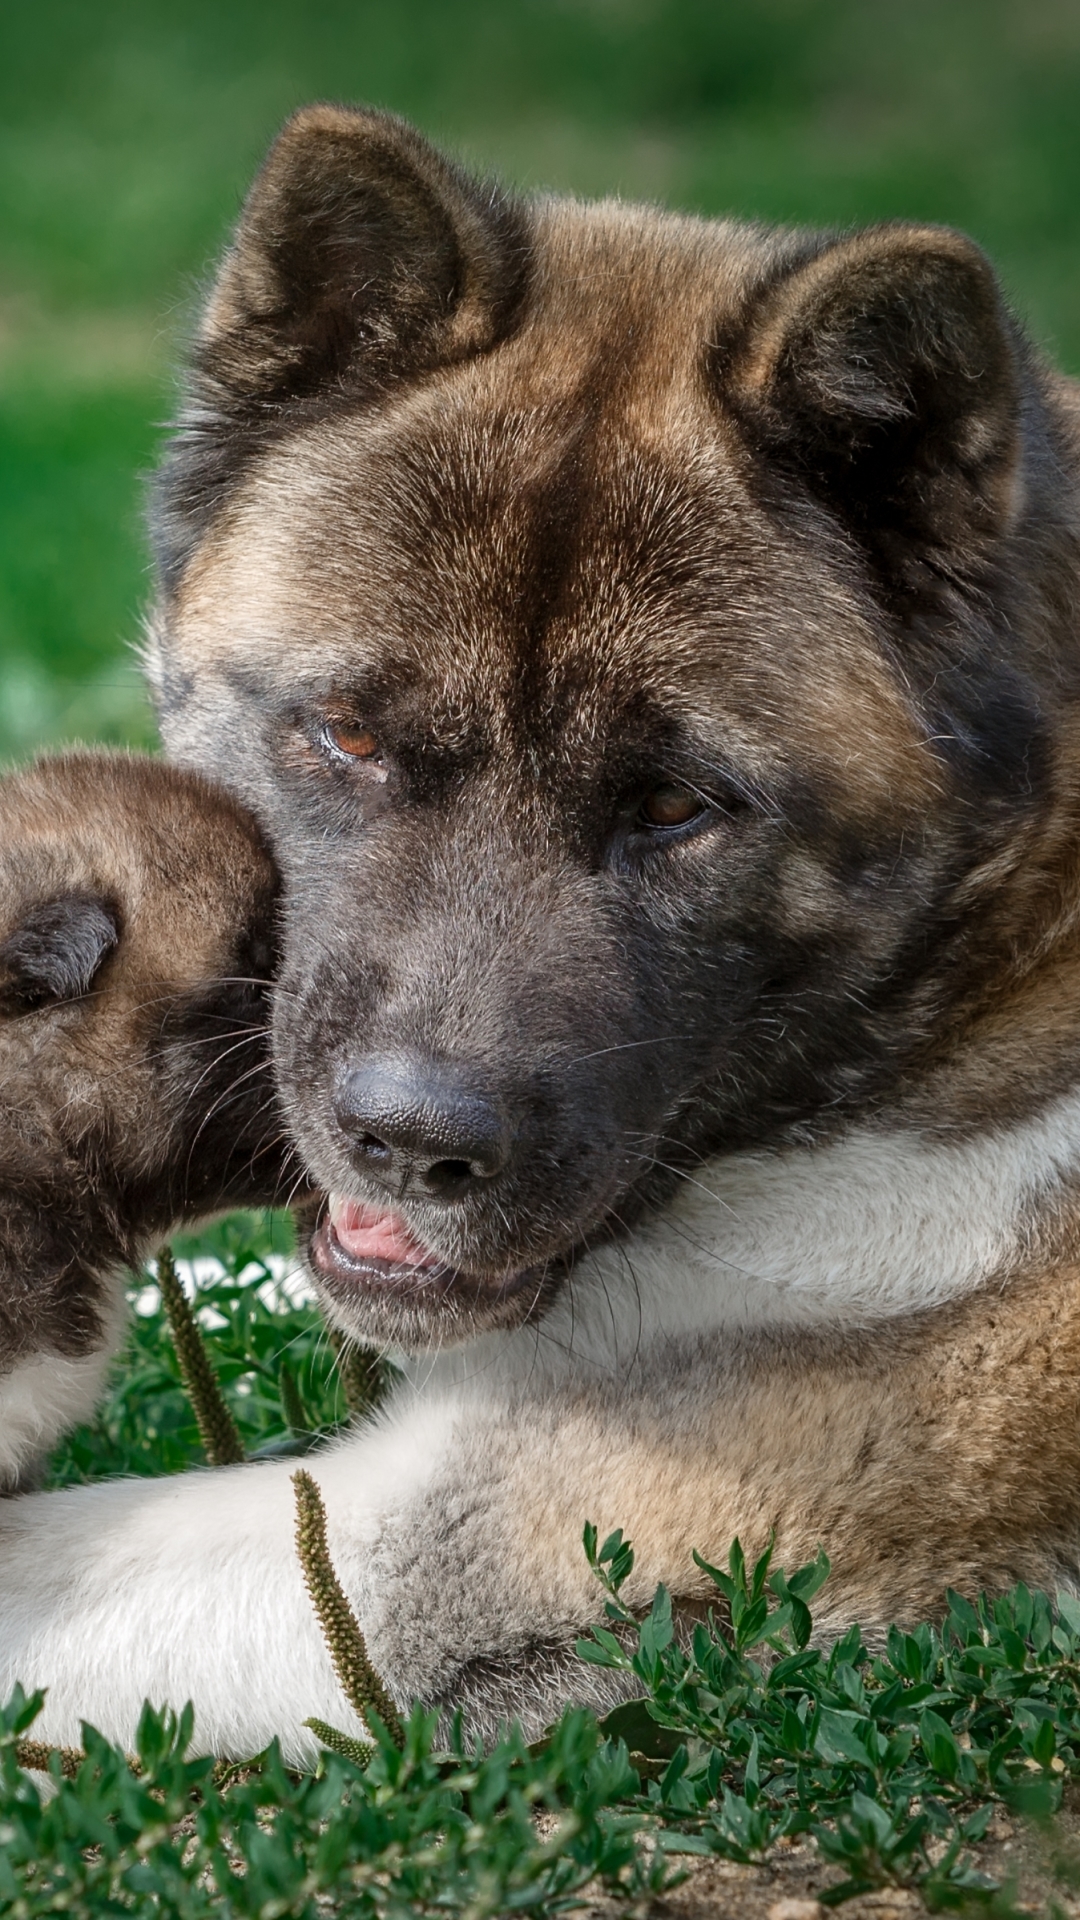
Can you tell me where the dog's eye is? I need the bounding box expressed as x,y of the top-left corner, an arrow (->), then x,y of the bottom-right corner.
324,720 -> 381,761
639,783 -> 705,829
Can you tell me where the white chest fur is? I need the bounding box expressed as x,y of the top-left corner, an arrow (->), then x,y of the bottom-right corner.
587,1093 -> 1080,1326
419,1091 -> 1080,1390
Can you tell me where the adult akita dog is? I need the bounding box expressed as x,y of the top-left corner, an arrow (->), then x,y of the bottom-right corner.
3,105 -> 1080,1759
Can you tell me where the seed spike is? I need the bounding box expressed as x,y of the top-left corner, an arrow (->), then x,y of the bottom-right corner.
157,1245 -> 245,1467
303,1715 -> 374,1767
292,1467 -> 405,1747
14,1739 -> 85,1778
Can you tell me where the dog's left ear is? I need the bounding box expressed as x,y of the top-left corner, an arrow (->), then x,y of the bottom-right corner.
721,225 -> 1022,588
0,894 -> 120,1012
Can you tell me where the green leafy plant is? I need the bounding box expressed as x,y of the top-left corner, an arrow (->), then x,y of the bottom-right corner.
577,1525 -> 1080,1905
14,1511 -> 1080,1916
1,1685 -> 665,1918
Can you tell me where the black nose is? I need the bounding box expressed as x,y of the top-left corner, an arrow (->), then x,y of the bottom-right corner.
333,1054 -> 512,1200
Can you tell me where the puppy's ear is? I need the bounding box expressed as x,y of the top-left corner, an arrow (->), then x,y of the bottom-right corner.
720,226 -> 1021,595
0,894 -> 120,1012
197,105 -> 527,410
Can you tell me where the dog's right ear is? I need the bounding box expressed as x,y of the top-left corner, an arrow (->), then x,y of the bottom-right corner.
153,107 -> 529,584
0,894 -> 120,1013
196,105 -> 528,410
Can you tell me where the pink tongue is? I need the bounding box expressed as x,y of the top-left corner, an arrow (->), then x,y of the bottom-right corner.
330,1197 -> 439,1268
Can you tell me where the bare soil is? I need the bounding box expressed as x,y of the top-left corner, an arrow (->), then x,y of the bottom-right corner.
573,1795 -> 1080,1919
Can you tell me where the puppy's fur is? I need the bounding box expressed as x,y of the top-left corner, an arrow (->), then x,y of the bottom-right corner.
0,752 -> 284,1485
5,109 -> 1080,1758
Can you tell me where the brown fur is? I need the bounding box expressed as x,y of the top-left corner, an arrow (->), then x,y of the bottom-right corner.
504,1263 -> 1080,1636
0,752 -> 286,1480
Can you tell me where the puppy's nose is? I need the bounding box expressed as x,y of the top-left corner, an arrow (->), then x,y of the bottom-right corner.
333,1055 -> 511,1200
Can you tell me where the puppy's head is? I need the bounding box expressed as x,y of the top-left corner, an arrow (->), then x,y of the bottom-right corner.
148,109 -> 1072,1351
0,753 -> 285,1314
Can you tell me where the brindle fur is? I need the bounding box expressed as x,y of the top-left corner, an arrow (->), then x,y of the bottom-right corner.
0,752 -> 285,1484
145,108 -> 1080,1641
3,109 -> 1080,1756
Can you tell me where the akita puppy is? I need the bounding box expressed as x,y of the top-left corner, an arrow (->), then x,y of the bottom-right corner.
0,752 -> 284,1486
3,107 -> 1080,1759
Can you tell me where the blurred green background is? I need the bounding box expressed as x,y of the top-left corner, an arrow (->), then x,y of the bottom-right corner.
3,0 -> 1080,763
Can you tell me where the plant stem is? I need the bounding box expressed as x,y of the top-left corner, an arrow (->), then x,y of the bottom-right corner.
278,1363 -> 309,1438
157,1246 -> 245,1467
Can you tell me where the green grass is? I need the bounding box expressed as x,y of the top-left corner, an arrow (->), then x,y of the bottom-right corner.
3,0 -> 1080,757
0,379 -> 159,759
6,1214 -> 1079,1915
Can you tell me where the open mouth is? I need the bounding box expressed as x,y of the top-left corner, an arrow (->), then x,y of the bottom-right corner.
312,1195 -> 455,1293
308,1195 -> 546,1341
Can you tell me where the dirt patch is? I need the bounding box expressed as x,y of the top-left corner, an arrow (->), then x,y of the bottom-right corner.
573,1796 -> 1080,1918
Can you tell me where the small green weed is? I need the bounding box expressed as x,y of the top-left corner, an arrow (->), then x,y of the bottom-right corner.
1,1688 -> 664,1919
580,1525 -> 1080,1906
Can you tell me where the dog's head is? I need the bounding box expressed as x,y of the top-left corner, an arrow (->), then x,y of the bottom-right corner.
149,107 -> 1076,1349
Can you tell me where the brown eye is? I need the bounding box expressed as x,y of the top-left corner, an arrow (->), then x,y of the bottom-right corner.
640,783 -> 705,829
325,720 -> 380,761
